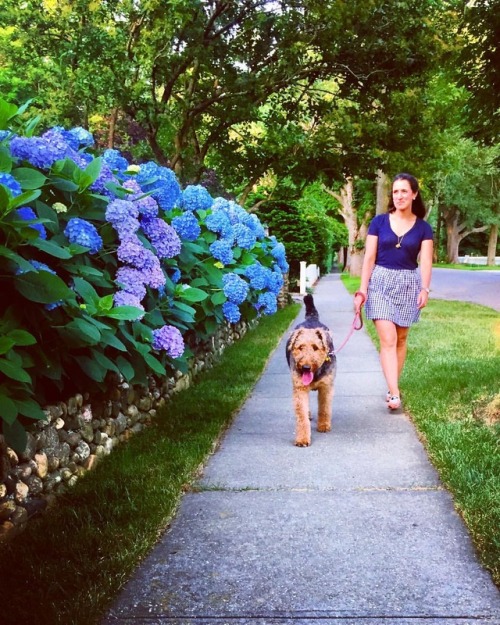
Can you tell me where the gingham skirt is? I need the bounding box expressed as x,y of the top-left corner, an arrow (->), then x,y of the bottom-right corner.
365,265 -> 422,327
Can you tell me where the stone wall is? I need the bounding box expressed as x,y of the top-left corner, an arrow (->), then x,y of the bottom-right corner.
0,318 -> 257,540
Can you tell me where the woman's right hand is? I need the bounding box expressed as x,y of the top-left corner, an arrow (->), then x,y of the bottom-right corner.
354,291 -> 366,313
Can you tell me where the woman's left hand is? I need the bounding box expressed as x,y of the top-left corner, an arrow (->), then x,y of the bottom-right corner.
417,289 -> 429,309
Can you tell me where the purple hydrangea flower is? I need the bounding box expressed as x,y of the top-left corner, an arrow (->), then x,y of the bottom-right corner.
122,179 -> 159,219
141,217 -> 182,259
115,267 -> 147,299
16,206 -> 47,239
90,161 -> 118,196
105,199 -> 140,237
151,324 -> 185,358
222,273 -> 249,305
222,301 -> 241,324
172,211 -> 201,241
209,240 -> 233,265
180,185 -> 213,211
64,218 -> 103,254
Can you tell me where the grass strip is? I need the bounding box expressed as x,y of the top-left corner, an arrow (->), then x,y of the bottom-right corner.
342,274 -> 500,586
0,302 -> 300,625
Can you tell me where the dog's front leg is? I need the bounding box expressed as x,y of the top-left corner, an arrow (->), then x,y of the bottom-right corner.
317,378 -> 333,433
293,387 -> 311,446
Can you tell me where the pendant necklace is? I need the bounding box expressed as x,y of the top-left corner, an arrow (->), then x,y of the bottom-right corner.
395,234 -> 404,248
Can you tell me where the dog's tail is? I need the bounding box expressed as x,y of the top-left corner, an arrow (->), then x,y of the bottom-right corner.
304,294 -> 319,318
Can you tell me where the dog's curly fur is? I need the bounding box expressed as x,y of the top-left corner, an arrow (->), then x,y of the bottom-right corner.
286,294 -> 336,446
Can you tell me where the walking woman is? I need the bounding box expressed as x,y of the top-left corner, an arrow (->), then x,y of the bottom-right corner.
354,173 -> 433,410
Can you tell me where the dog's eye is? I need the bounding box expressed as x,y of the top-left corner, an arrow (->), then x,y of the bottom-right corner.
312,345 -> 319,351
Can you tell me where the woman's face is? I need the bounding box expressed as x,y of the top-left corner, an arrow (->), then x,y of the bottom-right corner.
392,179 -> 417,212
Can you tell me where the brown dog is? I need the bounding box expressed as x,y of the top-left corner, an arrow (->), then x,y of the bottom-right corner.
286,294 -> 336,446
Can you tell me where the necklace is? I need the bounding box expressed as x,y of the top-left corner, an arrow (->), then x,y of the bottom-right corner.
395,233 -> 405,248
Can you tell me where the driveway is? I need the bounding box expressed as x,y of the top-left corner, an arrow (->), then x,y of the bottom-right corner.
431,267 -> 500,312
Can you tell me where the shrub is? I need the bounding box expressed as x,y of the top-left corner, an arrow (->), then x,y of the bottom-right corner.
0,100 -> 289,451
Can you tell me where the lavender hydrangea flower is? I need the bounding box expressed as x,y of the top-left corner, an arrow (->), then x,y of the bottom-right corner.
209,240 -> 233,265
90,161 -> 118,196
141,217 -> 182,259
180,185 -> 213,211
113,291 -> 145,319
222,273 -> 249,305
117,236 -> 157,270
222,301 -> 241,324
115,267 -> 147,299
64,218 -> 103,254
172,211 -> 201,241
122,179 -> 159,219
16,207 -> 47,239
105,199 -> 140,237
151,324 -> 185,358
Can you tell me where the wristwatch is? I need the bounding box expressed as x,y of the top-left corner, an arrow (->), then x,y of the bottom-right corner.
421,287 -> 430,293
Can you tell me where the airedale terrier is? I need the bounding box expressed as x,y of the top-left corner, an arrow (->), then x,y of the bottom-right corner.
286,294 -> 336,447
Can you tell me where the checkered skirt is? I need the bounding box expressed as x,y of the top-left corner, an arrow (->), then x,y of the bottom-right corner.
365,265 -> 422,327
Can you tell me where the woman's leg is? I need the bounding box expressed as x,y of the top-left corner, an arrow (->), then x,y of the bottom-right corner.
396,325 -> 410,379
373,319 -> 400,397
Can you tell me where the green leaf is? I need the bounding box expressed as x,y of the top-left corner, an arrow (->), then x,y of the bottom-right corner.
0,245 -> 37,272
97,294 -> 114,312
0,393 -> 18,425
82,157 -> 102,187
0,184 -> 10,211
15,398 -> 47,421
90,349 -> 119,374
101,306 -> 144,320
116,355 -> 135,382
7,329 -> 36,346
0,147 -> 13,173
100,330 -> 127,352
73,355 -> 106,382
211,291 -> 227,305
50,177 -> 80,193
72,277 -> 100,308
12,167 -> 47,190
0,337 -> 16,355
3,419 -> 27,453
15,271 -> 75,304
143,352 -> 166,376
0,98 -> 18,127
63,319 -> 101,345
8,189 -> 41,210
0,358 -> 31,382
178,286 -> 209,302
30,238 -> 73,259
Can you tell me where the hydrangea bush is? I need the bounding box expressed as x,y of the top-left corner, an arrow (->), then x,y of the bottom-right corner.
0,99 -> 288,451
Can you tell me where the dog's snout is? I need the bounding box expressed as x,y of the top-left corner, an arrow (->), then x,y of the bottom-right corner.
301,365 -> 311,372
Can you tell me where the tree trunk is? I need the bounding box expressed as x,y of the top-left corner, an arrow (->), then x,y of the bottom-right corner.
108,108 -> 119,148
487,223 -> 498,266
376,169 -> 389,215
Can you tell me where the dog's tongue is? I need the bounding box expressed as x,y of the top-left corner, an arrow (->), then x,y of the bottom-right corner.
301,371 -> 314,386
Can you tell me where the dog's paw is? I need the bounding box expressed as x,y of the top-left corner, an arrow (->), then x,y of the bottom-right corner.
295,439 -> 311,447
317,423 -> 331,433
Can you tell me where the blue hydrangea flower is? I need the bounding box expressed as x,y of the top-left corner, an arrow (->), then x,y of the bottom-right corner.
209,240 -> 233,265
205,210 -> 233,238
102,148 -> 129,173
64,218 -> 103,254
0,172 -> 21,197
246,213 -> 266,239
180,185 -> 213,211
222,273 -> 249,305
136,162 -> 181,211
172,211 -> 201,241
68,126 -> 94,149
9,136 -> 62,170
245,262 -> 267,290
233,223 -> 256,250
15,207 -> 47,239
151,324 -> 185,358
141,217 -> 182,259
267,270 -> 284,295
255,292 -> 278,315
90,161 -> 119,196
115,267 -> 147,300
169,267 -> 181,284
222,301 -> 241,324
113,291 -> 145,319
271,240 -> 289,273
41,128 -> 76,159
0,130 -> 11,142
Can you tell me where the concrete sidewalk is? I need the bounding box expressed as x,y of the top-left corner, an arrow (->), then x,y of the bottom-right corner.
102,274 -> 500,625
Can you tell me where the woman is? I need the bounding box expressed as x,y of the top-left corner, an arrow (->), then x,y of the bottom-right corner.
354,173 -> 433,410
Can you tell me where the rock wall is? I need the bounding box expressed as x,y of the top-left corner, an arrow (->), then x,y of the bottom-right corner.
0,318 -> 257,540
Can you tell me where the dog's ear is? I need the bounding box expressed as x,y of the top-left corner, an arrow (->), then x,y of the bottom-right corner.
288,329 -> 303,351
315,329 -> 329,351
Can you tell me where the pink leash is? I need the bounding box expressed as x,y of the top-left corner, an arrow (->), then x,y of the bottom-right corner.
332,310 -> 363,355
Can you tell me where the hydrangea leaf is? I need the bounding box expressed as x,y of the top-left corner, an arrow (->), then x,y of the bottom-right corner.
2,419 -> 27,454
0,337 -> 16,355
8,189 -> 41,210
116,355 -> 135,382
0,357 -> 31,383
12,167 -> 47,190
14,271 -> 75,304
178,286 -> 208,302
6,329 -> 37,346
103,305 -> 145,320
0,393 -> 17,425
211,291 -> 227,306
143,352 -> 166,376
14,398 -> 46,421
30,238 -> 73,259
73,355 -> 106,382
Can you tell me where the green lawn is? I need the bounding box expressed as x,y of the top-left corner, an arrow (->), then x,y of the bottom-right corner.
342,273 -> 500,587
